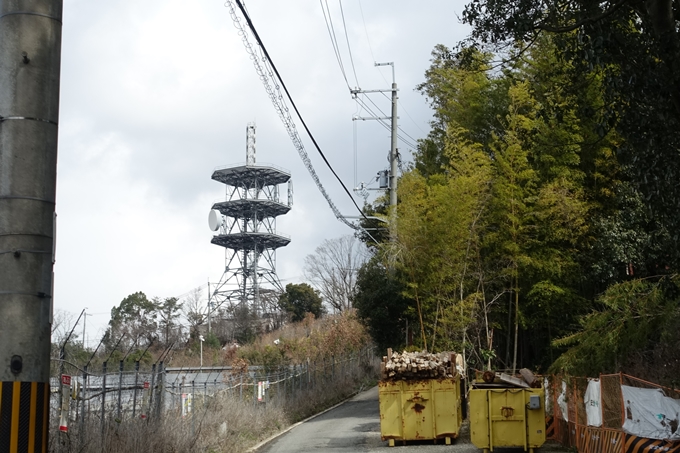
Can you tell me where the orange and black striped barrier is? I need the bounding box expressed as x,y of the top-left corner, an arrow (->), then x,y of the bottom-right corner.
625,434 -> 680,453
0,381 -> 49,453
546,415 -> 555,439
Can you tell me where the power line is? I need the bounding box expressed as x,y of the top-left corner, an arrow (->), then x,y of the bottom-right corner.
354,95 -> 418,150
357,0 -> 376,64
338,0 -> 360,87
379,91 -> 427,140
362,95 -> 418,149
320,0 -> 349,87
356,0 -> 428,139
227,0 -> 368,230
321,2 -> 417,189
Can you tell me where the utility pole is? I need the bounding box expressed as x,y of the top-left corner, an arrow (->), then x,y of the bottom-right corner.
82,307 -> 89,351
0,0 -> 63,450
390,82 -> 398,208
379,63 -> 399,209
207,280 -> 211,334
351,62 -> 399,209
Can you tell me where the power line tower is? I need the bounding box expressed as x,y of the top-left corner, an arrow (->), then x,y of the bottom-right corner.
208,124 -> 292,323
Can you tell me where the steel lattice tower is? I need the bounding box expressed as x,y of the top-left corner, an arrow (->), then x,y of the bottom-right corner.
209,124 -> 292,317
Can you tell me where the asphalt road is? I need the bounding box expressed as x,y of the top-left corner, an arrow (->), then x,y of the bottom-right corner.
257,386 -> 482,453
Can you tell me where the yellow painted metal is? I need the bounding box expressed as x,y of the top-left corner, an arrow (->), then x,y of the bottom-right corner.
470,383 -> 546,452
378,376 -> 462,445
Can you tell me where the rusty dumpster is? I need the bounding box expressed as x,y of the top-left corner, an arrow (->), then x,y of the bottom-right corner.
378,376 -> 462,447
469,377 -> 546,453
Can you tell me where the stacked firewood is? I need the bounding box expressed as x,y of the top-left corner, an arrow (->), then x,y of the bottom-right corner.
380,349 -> 459,380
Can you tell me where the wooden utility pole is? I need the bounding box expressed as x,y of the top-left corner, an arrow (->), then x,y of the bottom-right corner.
0,0 -> 63,450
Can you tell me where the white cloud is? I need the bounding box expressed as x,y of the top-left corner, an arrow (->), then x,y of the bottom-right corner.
53,0 -> 470,340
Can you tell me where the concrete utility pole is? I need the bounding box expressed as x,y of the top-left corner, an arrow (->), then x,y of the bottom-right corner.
0,0 -> 63,450
351,62 -> 399,208
389,80 -> 398,208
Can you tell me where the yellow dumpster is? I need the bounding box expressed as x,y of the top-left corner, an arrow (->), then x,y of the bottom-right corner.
378,376 -> 462,447
469,379 -> 546,453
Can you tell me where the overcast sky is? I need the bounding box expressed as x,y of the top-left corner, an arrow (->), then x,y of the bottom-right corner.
54,0 -> 471,344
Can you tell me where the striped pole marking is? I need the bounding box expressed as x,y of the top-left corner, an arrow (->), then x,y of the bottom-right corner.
0,381 -> 49,453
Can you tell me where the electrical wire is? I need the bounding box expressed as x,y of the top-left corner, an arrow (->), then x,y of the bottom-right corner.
363,94 -> 419,149
321,0 -> 349,87
356,1 -> 428,139
357,0 -> 376,65
379,91 -> 426,141
354,95 -> 418,150
324,1 -> 417,184
227,0 -> 367,230
338,0 -> 359,87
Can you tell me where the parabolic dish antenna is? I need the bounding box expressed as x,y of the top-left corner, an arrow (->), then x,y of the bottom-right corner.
208,210 -> 220,232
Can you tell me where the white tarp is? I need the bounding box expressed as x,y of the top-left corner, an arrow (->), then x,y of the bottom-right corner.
584,379 -> 602,427
621,385 -> 680,440
558,380 -> 569,422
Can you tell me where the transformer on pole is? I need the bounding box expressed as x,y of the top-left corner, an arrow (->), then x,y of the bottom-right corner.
207,124 -> 292,333
0,0 -> 63,449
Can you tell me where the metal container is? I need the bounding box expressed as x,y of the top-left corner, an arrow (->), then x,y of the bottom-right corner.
378,376 -> 462,447
469,381 -> 546,453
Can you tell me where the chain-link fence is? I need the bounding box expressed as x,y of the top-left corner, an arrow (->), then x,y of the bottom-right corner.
50,347 -> 377,452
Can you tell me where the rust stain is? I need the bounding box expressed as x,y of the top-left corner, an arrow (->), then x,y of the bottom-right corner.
413,403 -> 426,413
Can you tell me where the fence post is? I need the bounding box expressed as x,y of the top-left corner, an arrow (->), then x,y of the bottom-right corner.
80,365 -> 87,448
180,376 -> 185,414
132,361 -> 140,419
149,363 -> 156,419
157,361 -> 164,419
117,360 -> 124,421
101,361 -> 107,447
191,379 -> 196,437
275,370 -> 279,404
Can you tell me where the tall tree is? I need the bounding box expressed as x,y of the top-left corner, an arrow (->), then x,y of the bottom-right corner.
278,283 -> 324,322
107,292 -> 158,351
415,46 -> 509,176
461,0 -> 680,268
155,296 -> 183,347
393,128 -> 492,353
354,253 -> 412,353
304,235 -> 368,312
182,286 -> 205,339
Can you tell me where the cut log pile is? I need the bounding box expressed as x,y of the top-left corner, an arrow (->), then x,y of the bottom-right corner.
380,349 -> 459,381
473,368 -> 542,388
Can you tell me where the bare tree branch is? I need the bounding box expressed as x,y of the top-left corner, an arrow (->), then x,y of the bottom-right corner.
304,236 -> 368,313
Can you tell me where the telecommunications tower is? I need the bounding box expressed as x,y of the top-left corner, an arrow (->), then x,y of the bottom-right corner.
208,124 -> 292,317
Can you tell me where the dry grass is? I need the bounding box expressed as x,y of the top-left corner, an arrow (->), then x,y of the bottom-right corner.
50,356 -> 380,452
54,394 -> 287,453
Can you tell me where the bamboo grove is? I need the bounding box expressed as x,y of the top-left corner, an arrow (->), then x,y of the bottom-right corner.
354,25 -> 680,386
